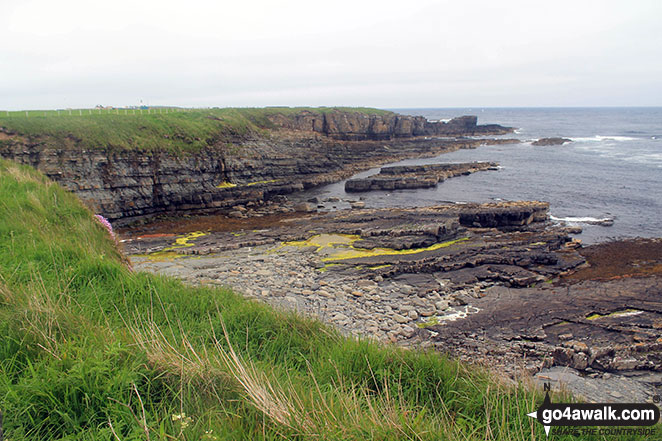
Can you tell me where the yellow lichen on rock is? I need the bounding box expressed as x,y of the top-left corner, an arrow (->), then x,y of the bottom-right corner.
140,231 -> 208,261
275,233 -> 468,262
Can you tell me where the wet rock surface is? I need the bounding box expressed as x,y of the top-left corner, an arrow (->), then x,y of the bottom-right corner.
532,137 -> 572,146
122,203 -> 662,404
345,162 -> 498,192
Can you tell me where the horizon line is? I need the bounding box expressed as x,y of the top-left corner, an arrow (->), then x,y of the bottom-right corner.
2,105 -> 662,112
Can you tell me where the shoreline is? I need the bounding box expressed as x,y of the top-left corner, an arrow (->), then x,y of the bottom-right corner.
121,199 -> 662,404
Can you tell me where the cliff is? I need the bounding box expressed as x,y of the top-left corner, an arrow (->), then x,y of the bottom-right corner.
266,111 -> 513,140
0,108 -> 515,222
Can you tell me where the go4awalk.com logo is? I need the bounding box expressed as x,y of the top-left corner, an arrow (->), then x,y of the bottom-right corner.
527,386 -> 660,438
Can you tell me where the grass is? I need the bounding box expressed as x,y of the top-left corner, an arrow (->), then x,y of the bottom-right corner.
0,158 -> 651,440
0,107 -> 395,154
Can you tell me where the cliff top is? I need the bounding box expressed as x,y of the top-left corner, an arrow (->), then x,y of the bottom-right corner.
0,107 -> 396,153
0,107 -> 510,153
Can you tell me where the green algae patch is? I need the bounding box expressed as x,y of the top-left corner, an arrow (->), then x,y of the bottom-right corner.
418,317 -> 440,328
369,264 -> 392,270
284,233 -> 360,248
216,181 -> 237,189
273,233 -> 469,262
586,308 -> 643,320
246,179 -> 278,186
139,230 -> 208,261
321,237 -> 469,262
317,263 -> 343,272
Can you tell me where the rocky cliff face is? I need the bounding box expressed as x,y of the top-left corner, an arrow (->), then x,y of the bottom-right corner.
267,111 -> 513,140
0,110 -> 515,223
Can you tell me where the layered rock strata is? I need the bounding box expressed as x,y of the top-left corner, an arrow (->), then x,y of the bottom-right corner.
267,111 -> 514,140
0,111 -> 515,223
345,162 -> 498,192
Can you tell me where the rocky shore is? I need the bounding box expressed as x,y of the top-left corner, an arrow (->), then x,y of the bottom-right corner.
9,106 -> 655,407
122,199 -> 662,405
345,162 -> 498,192
124,201 -> 573,340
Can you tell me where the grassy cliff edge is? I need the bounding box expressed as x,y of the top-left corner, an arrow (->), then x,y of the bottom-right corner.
0,107 -> 395,153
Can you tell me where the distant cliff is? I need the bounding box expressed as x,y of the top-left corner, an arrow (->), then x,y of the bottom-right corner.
267,111 -> 513,140
0,108 -> 516,222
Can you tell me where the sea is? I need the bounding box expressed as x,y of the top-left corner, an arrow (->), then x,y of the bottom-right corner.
296,107 -> 662,244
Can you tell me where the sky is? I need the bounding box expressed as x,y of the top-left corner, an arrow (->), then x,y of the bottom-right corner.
1,0 -> 661,110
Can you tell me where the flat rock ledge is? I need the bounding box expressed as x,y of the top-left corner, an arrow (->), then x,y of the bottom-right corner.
122,204 -> 662,404
345,162 -> 498,192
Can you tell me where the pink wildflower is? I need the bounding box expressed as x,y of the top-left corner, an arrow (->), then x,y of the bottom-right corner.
94,214 -> 115,239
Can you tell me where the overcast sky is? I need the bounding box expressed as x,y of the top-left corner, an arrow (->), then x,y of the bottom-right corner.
1,0 -> 661,110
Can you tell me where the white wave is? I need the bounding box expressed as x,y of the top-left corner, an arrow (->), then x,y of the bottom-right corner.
571,135 -> 638,142
550,215 -> 614,226
514,128 -> 523,134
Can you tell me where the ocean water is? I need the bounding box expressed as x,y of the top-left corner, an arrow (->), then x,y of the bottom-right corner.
298,108 -> 662,244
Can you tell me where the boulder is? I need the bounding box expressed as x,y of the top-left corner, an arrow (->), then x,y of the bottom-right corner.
532,137 -> 572,146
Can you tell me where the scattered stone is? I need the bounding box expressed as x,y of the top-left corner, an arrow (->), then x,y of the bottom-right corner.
435,300 -> 450,311
393,314 -> 409,324
401,326 -> 416,338
295,202 -> 317,213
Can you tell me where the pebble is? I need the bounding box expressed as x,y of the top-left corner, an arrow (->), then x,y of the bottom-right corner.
393,314 -> 410,324
435,300 -> 450,311
132,239 -> 484,347
401,326 -> 416,338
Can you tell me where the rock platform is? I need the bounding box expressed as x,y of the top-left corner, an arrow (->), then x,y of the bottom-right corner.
344,162 -> 498,192
122,203 -> 662,404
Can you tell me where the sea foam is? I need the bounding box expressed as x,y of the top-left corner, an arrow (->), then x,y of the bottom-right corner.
550,215 -> 614,226
571,135 -> 638,142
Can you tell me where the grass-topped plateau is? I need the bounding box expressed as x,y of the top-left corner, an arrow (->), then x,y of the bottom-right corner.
0,107 -> 394,154
1,158 -> 638,440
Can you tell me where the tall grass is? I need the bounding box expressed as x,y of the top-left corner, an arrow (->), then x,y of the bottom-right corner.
0,158 -> 644,440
